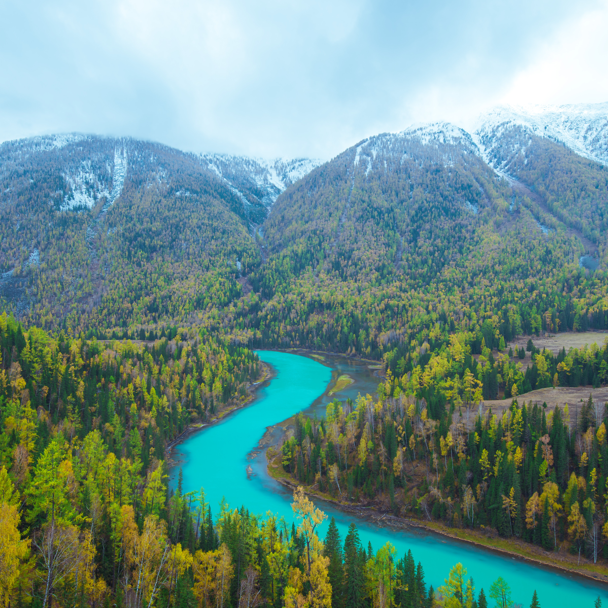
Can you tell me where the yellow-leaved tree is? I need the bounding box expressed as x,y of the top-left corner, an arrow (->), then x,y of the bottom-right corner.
121,505 -> 172,608
284,487 -> 331,608
0,500 -> 30,607
192,544 -> 233,608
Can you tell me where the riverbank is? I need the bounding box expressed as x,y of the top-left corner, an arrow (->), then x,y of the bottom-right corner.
166,360 -> 274,464
266,447 -> 608,586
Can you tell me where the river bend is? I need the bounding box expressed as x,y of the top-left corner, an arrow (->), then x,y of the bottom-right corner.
171,351 -> 607,605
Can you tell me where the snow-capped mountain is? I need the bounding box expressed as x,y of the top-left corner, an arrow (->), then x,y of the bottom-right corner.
0,134 -> 134,212
475,102 -> 608,168
199,154 -> 321,219
350,122 -> 482,177
0,134 -> 321,224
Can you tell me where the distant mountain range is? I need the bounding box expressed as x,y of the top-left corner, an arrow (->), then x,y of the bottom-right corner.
0,102 -> 606,335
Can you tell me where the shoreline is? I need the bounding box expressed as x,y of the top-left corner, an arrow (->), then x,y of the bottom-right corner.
167,347 -> 608,589
256,346 -> 383,368
165,360 -> 275,466
268,464 -> 608,587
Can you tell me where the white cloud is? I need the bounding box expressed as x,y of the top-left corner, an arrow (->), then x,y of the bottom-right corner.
503,0 -> 608,107
0,0 -> 605,159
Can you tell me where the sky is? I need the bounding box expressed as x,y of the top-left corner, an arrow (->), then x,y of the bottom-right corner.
1,0 -> 607,159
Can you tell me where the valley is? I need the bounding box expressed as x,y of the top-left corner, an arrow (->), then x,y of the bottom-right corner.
2,102 -> 608,608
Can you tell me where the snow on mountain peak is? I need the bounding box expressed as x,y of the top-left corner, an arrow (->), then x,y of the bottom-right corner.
351,121 -> 482,175
400,121 -> 476,148
476,102 -> 608,166
62,145 -> 127,211
198,153 -> 322,212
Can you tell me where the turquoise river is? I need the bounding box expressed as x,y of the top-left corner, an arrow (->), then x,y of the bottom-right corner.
171,350 -> 608,606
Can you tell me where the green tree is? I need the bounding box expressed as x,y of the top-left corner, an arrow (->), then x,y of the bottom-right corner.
324,517 -> 344,608
26,437 -> 81,526
488,577 -> 513,608
343,523 -> 365,608
530,590 -> 540,608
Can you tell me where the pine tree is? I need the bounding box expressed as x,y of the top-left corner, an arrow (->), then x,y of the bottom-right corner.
324,517 -> 344,608
478,588 -> 488,608
343,523 -> 365,608
416,562 -> 427,604
530,589 -> 541,608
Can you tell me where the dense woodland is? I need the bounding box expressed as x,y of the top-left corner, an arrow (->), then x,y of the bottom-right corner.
281,338 -> 608,564
0,314 -> 549,608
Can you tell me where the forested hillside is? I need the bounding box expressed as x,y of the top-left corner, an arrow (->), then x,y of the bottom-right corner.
0,136 -> 263,332
477,123 -> 608,251
1,106 -> 608,607
2,119 -> 608,366
281,339 -> 608,563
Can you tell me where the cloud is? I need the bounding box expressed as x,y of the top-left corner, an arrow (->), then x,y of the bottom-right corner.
0,0 -> 604,158
502,0 -> 608,107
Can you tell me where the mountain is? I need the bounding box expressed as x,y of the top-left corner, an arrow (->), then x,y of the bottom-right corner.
475,102 -> 608,167
0,135 -> 261,325
260,121 -> 506,290
474,104 -> 608,250
247,111 -> 608,356
1,105 -> 608,358
0,134 -> 323,328
199,154 -> 321,224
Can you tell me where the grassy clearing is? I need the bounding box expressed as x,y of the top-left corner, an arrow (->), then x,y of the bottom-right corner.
266,447 -> 294,481
483,386 -> 608,416
329,374 -> 354,395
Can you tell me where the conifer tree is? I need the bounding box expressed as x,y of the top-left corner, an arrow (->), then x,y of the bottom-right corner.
530,590 -> 541,608
478,588 -> 488,608
343,523 -> 365,608
323,518 -> 344,608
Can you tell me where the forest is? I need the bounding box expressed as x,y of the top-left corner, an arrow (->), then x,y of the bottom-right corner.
0,312 -> 556,608
280,339 -> 608,564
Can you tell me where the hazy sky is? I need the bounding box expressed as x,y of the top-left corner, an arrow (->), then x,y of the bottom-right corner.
1,0 -> 607,159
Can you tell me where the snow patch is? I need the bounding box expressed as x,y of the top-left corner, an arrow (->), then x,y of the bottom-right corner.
464,201 -> 479,215
401,122 -> 476,148
230,186 -> 251,206
30,133 -> 89,152
61,145 -> 127,211
536,220 -> 552,235
198,153 -> 322,209
108,147 -> 127,207
26,249 -> 40,268
476,103 -> 608,166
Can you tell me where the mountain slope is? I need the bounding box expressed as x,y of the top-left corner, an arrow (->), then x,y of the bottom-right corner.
261,122 -> 512,289
199,154 -> 321,223
0,135 -> 261,327
243,120 -> 606,358
475,105 -> 608,254
476,103 -> 608,166
2,108 -> 608,361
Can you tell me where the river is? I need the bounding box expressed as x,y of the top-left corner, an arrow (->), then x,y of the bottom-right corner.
170,350 -> 607,605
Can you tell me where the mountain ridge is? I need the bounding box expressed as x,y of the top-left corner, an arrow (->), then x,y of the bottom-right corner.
1,103 -> 607,340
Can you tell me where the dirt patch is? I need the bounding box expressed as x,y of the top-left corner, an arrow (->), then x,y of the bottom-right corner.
483,386 -> 608,417
508,332 -> 608,356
